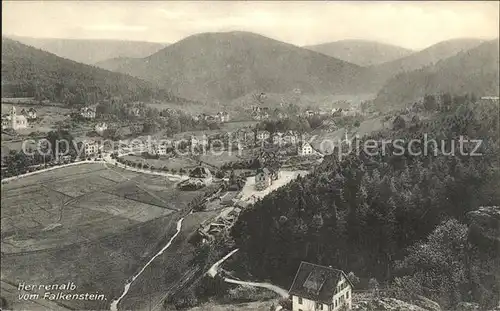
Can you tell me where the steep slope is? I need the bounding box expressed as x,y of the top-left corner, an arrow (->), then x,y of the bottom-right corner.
1,38 -> 189,105
97,31 -> 367,102
374,39 -> 499,110
8,35 -> 167,65
304,39 -> 414,67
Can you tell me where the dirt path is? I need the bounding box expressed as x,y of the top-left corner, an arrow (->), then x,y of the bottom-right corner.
206,249 -> 289,298
1,160 -> 106,182
223,278 -> 289,298
207,248 -> 239,277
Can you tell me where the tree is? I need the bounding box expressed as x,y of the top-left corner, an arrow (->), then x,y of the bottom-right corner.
392,115 -> 406,130
347,271 -> 360,287
395,219 -> 468,308
423,94 -> 437,111
46,130 -> 75,156
368,278 -> 380,297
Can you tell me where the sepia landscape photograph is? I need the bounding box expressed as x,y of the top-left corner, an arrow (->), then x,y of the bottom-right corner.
1,1 -> 499,311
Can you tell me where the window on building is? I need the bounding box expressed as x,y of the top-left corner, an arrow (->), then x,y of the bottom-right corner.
316,302 -> 323,310
298,297 -> 302,304
346,291 -> 350,299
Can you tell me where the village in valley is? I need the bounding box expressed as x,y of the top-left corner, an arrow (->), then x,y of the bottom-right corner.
1,2 -> 499,311
0,89 -> 396,311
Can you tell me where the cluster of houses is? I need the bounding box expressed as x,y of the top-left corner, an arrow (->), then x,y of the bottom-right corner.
251,106 -> 271,120
250,106 -> 293,120
255,130 -> 319,156
193,111 -> 230,123
139,129 -> 320,160
249,105 -> 361,122
1,106 -> 37,131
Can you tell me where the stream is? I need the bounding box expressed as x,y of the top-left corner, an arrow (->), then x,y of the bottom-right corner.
110,216 -> 186,311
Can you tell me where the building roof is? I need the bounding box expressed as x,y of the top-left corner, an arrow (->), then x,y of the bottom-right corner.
289,262 -> 352,304
15,114 -> 27,121
299,141 -> 312,148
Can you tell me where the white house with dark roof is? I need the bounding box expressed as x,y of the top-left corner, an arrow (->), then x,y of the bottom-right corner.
298,142 -> 314,156
289,262 -> 353,311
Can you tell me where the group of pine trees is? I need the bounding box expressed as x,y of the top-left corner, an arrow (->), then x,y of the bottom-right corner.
231,98 -> 499,309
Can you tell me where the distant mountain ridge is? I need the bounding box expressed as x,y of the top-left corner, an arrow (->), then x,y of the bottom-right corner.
374,39 -> 499,110
374,38 -> 484,71
1,38 -> 190,105
96,31 -> 368,103
363,38 -> 486,90
304,39 -> 414,67
7,35 -> 167,65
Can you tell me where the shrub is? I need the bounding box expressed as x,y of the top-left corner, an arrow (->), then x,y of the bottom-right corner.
215,170 -> 225,179
174,289 -> 198,310
279,297 -> 292,310
347,271 -> 360,287
226,285 -> 277,303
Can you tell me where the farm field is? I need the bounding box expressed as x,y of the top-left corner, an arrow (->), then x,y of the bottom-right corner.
0,163 -> 203,310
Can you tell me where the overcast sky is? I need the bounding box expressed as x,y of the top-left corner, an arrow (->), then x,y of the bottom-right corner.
2,1 -> 499,50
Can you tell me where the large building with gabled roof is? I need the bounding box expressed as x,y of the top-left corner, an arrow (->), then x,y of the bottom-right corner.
289,261 -> 353,311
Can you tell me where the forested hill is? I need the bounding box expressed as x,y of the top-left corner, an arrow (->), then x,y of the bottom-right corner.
1,38 -> 191,106
97,31 -> 366,102
231,99 -> 500,309
374,40 -> 499,110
